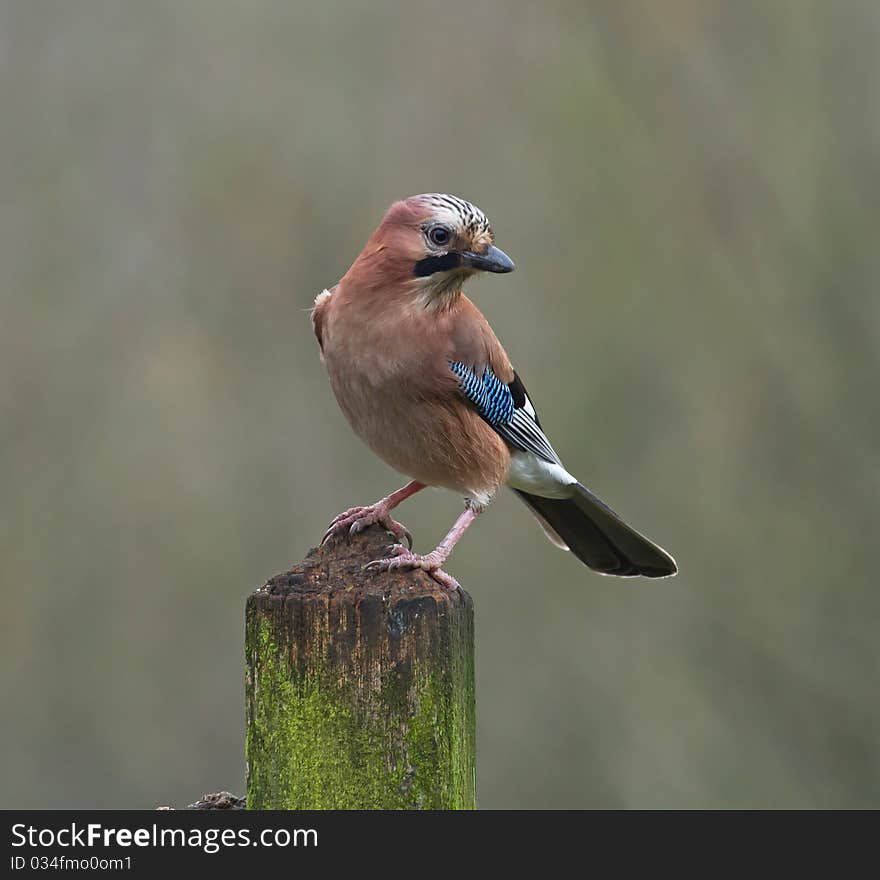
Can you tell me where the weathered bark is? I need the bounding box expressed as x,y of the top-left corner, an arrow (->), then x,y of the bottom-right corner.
155,792 -> 246,810
245,525 -> 476,809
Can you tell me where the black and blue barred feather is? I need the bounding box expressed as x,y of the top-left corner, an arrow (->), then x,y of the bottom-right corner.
449,361 -> 560,464
449,361 -> 514,426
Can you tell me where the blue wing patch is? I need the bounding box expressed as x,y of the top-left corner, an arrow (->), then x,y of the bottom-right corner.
449,361 -> 561,464
449,361 -> 514,426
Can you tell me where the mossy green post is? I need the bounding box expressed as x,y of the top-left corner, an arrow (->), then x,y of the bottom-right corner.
245,525 -> 476,809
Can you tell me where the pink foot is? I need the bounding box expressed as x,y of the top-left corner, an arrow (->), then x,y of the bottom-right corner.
364,544 -> 460,591
322,505 -> 413,549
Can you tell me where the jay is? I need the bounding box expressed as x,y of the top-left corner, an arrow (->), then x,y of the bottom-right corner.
312,194 -> 676,589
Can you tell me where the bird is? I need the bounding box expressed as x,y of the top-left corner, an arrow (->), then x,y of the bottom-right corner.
311,193 -> 676,590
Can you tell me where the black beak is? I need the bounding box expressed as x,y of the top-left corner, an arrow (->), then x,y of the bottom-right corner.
461,245 -> 515,274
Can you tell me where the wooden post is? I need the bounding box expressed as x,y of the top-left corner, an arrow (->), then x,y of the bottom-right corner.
245,525 -> 476,809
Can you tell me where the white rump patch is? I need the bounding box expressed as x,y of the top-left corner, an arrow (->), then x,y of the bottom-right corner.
506,450 -> 577,499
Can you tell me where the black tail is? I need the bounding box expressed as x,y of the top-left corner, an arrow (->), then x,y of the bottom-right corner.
513,483 -> 677,578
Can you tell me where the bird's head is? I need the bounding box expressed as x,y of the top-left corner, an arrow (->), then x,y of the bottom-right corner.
347,193 -> 515,308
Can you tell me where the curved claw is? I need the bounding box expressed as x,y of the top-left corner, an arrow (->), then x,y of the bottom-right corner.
363,544 -> 408,571
363,547 -> 460,591
321,525 -> 343,545
323,505 -> 413,550
397,524 -> 414,550
322,506 -> 368,545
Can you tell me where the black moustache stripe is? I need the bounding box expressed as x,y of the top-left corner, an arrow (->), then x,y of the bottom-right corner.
413,252 -> 462,277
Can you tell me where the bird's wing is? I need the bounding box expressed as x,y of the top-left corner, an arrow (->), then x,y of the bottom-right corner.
311,286 -> 335,357
448,361 -> 562,465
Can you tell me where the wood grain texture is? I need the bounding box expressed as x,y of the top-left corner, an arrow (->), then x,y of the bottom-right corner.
246,525 -> 475,809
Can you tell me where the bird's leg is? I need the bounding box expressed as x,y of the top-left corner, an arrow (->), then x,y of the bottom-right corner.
322,481 -> 425,549
365,503 -> 480,591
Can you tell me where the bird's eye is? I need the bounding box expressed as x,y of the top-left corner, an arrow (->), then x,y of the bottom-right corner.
428,226 -> 451,247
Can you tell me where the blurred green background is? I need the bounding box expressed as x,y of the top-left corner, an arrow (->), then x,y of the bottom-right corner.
2,0 -> 878,809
